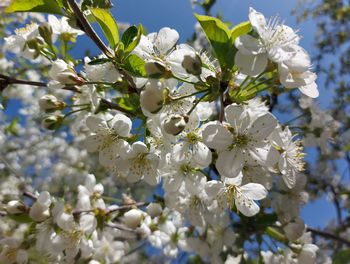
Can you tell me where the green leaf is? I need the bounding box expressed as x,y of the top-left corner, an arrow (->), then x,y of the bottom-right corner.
231,21 -> 251,43
81,0 -> 112,10
194,14 -> 233,70
121,25 -> 143,54
8,214 -> 33,223
88,57 -> 111,65
115,93 -> 141,113
5,0 -> 62,15
90,8 -> 119,49
4,117 -> 19,136
333,249 -> 350,264
122,54 -> 147,77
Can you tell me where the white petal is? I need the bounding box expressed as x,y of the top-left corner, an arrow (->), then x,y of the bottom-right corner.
205,180 -> 224,197
248,113 -> 277,140
193,142 -> 212,168
235,196 -> 260,217
111,114 -> 132,137
235,51 -> 268,76
79,214 -> 97,234
202,122 -> 232,151
84,135 -> 101,152
216,150 -> 243,178
225,105 -> 250,133
240,183 -> 267,200
235,34 -> 261,55
248,7 -> 267,35
155,27 -> 179,55
282,171 -> 296,189
299,82 -> 319,98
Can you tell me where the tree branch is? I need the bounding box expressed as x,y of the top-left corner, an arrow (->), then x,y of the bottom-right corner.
307,227 -> 350,246
0,74 -> 134,116
67,0 -> 113,58
23,191 -> 37,201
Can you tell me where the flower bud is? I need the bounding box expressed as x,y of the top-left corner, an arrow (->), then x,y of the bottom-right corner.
146,203 -> 162,218
42,115 -> 63,130
297,244 -> 318,264
123,209 -> 143,229
283,218 -> 305,241
6,200 -> 27,214
140,81 -> 164,113
163,114 -> 188,135
182,54 -> 202,75
29,203 -> 50,222
29,191 -> 52,222
39,94 -> 65,113
49,59 -> 85,85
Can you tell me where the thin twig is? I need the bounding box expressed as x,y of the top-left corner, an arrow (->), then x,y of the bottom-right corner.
107,202 -> 148,215
307,227 -> 350,246
330,185 -> 343,227
105,222 -> 141,234
0,74 -> 133,116
100,98 -> 135,117
67,0 -> 113,57
23,191 -> 37,201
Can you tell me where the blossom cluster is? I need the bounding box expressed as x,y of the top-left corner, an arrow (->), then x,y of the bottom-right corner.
0,3 -> 327,264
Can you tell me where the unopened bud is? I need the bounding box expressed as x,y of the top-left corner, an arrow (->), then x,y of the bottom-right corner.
6,200 -> 27,214
146,203 -> 162,218
283,218 -> 305,241
140,82 -> 164,113
39,94 -> 65,113
182,54 -> 202,75
42,115 -> 63,130
49,59 -> 85,85
123,209 -> 143,229
163,114 -> 188,135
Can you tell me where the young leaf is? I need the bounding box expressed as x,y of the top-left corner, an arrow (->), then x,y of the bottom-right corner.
88,57 -> 111,65
5,0 -> 62,14
231,21 -> 251,44
122,54 -> 147,77
194,14 -> 234,70
121,25 -> 143,54
90,8 -> 119,50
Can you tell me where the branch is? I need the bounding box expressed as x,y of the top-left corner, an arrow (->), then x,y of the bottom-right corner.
0,74 -> 46,91
106,202 -> 148,215
307,227 -> 350,246
330,185 -> 343,227
23,191 -> 37,201
72,202 -> 148,216
0,74 -> 134,116
67,0 -> 113,58
99,98 -> 135,117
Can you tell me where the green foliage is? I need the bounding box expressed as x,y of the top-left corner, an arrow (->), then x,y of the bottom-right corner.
121,25 -> 143,55
122,54 -> 147,77
333,249 -> 350,264
8,213 -> 33,223
88,57 -> 111,65
231,21 -> 251,43
5,0 -> 62,15
90,8 -> 119,50
115,93 -> 141,115
81,0 -> 113,10
194,14 -> 250,72
4,117 -> 19,136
